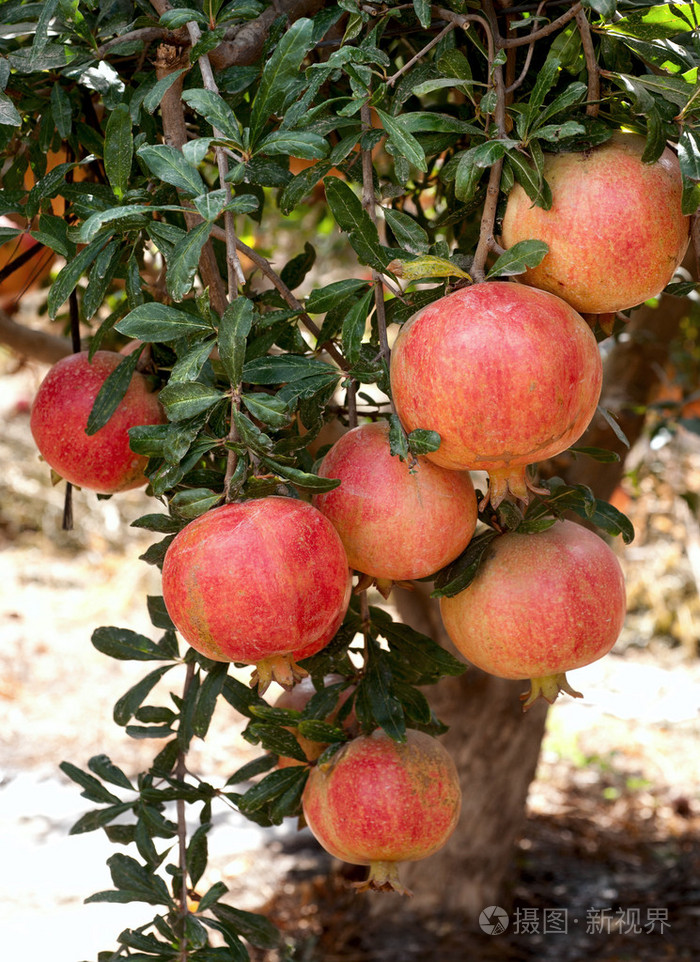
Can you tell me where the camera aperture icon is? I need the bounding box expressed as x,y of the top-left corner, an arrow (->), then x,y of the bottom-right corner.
479,905 -> 509,935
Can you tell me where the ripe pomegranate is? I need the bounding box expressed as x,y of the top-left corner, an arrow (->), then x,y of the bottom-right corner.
313,420 -> 477,581
389,282 -> 602,507
273,675 -> 356,768
302,729 -> 461,894
30,350 -> 165,493
162,498 -> 352,691
501,132 -> 690,314
439,520 -> 627,708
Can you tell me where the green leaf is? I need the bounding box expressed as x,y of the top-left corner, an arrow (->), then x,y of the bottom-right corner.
192,188 -> 229,222
407,428 -> 441,456
487,240 -> 549,279
83,239 -> 122,321
583,0 -> 618,20
388,414 -> 409,460
69,803 -> 134,836
225,754 -> 278,785
324,176 -> 390,271
116,302 -> 214,341
170,339 -> 216,383
219,296 -> 255,387
143,68 -> 187,114
598,405 -> 630,448
588,500 -> 635,544
77,205 -> 154,244
389,254 -> 470,283
356,643 -> 405,742
279,160 -> 332,215
85,349 -> 142,436
256,130 -> 328,159
187,823 -> 210,889
412,0 -> 431,28
106,853 -> 174,906
192,663 -> 229,738
159,7 -> 208,28
181,88 -> 242,143
88,754 -> 134,791
159,381 -> 225,421
249,18 -> 314,145
104,103 -> 133,201
92,626 -> 176,661
212,904 -> 281,950
341,288 -> 373,365
260,457 -> 342,492
167,221 -> 213,301
0,91 -> 21,126
50,82 -> 72,137
375,108 -> 427,171
376,612 -> 466,684
237,767 -> 308,815
306,279 -> 370,313
59,762 -> 123,805
431,530 -> 499,598
171,488 -> 222,519
678,129 -> 700,181
525,57 -> 561,132
114,665 -> 175,726
296,719 -> 347,743
48,237 -> 110,319
137,144 -> 206,197
240,393 -> 290,428
569,445 -> 621,463
243,354 -> 338,384
247,722 -> 308,762
383,208 -> 429,253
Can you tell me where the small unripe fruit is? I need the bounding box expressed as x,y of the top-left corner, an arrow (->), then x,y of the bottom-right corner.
162,498 -> 352,691
439,520 -> 627,708
30,350 -> 165,493
302,729 -> 461,894
314,420 -> 477,581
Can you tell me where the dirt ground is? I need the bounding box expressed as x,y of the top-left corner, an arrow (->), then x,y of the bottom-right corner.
1,353 -> 699,961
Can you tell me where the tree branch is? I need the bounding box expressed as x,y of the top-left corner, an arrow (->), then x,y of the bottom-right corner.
0,308 -> 72,363
498,2 -> 582,47
208,0 -> 326,70
575,8 -> 601,116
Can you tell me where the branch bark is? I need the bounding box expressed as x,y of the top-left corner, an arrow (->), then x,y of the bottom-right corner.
0,307 -> 72,363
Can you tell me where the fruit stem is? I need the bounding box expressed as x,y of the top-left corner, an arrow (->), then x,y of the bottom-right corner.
520,672 -> 583,711
481,465 -> 548,511
352,860 -> 412,896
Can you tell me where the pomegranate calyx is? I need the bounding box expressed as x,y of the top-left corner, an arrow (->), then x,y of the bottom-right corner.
251,655 -> 308,694
352,860 -> 412,896
520,672 -> 584,711
481,465 -> 548,511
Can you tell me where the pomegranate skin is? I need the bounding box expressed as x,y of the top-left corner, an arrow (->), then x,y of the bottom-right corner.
439,520 -> 626,704
302,729 -> 461,892
501,133 -> 690,314
389,282 -> 602,505
162,498 -> 352,675
30,350 -> 165,493
314,420 -> 477,580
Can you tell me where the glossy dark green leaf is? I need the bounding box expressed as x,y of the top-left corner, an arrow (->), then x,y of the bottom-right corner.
249,17 -> 314,144
388,414 -> 409,460
356,644 -> 405,742
412,0 -> 431,27
324,176 -> 390,271
197,880 -> 229,914
256,130 -> 328,159
59,761 -> 123,805
678,129 -> 700,181
243,354 -> 338,384
279,161 -> 332,215
240,393 -> 290,428
341,288 -> 373,364
167,221 -> 213,301
281,242 -> 316,290
116,302 -> 213,341
86,349 -> 142,436
83,238 -> 122,321
383,208 -> 429,253
88,754 -> 134,791
170,488 -> 221,519
212,903 -> 281,950
247,722 -> 308,762
92,626 -> 176,661
588,500 -> 635,544
138,144 -> 206,197
69,803 -> 133,836
296,719 -> 347,743
192,663 -> 228,738
114,665 -> 175,726
48,236 -> 109,318
376,108 -> 427,171
597,405 -> 631,448
431,529 -> 499,598
237,766 -> 308,815
106,853 -> 174,905
159,381 -> 225,421
181,88 -> 242,143
487,240 -> 549,279
143,68 -> 187,114
225,753 -> 278,785
407,428 -> 441,456
260,456 -> 341,492
306,279 -> 370,314
186,823 -> 210,889
374,609 -> 466,682
104,103 -> 133,200
569,445 -> 621,463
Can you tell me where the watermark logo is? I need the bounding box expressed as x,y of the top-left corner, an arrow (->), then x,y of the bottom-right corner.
479,905 -> 509,935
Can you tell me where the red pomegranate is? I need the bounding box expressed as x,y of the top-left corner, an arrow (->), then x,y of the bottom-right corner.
501,133 -> 690,314
302,729 -> 461,894
389,282 -> 602,507
162,498 -> 352,691
273,675 -> 356,768
313,420 -> 477,581
439,520 -> 626,708
30,350 -> 165,493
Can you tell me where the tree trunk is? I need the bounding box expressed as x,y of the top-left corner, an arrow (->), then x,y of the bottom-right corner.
391,287 -> 692,917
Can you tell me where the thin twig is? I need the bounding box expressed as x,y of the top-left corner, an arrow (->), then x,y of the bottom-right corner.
498,2 -> 582,47
97,27 -> 177,58
505,0 -> 547,95
210,225 -> 349,370
575,8 -> 600,116
434,7 -> 494,63
387,22 -> 456,87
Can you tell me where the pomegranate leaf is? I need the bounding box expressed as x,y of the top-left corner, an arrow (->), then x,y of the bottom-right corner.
212,902 -> 282,950
431,529 -> 499,598
355,639 -> 406,742
237,766 -> 308,816
408,428 -> 441,456
92,626 -> 176,661
224,754 -> 277,787
86,348 -> 143,436
486,239 -> 549,279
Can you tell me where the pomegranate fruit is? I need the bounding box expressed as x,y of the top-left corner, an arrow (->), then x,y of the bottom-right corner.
302,729 -> 461,894
439,520 -> 626,708
273,675 -> 356,768
161,498 -> 352,690
313,420 -> 477,581
389,282 -> 602,507
30,350 -> 165,493
501,132 -> 690,314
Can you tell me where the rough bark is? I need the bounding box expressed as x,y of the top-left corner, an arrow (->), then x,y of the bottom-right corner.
0,306 -> 71,363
